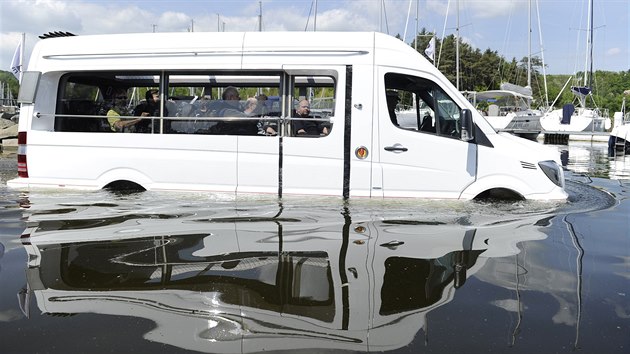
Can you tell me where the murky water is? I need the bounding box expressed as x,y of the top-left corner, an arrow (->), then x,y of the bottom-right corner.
0,141 -> 629,353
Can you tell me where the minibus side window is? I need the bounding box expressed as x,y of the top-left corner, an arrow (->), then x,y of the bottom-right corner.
384,73 -> 461,139
288,75 -> 335,137
56,80 -> 109,132
56,72 -> 164,133
162,73 -> 335,137
165,73 -> 282,136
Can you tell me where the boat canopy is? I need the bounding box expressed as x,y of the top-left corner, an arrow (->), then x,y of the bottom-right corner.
499,83 -> 532,97
474,90 -> 531,111
570,86 -> 591,97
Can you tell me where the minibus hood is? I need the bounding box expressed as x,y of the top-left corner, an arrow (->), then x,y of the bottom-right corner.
494,132 -> 561,164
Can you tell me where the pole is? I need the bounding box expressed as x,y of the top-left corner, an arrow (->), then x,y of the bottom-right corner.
415,0 -> 419,51
20,32 -> 25,84
404,0 -> 412,43
536,0 -> 549,108
588,0 -> 593,89
258,1 -> 262,32
527,0 -> 531,89
584,1 -> 592,87
456,0 -> 460,90
314,0 -> 317,31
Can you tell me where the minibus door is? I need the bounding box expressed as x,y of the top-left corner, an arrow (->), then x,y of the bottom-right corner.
376,69 -> 477,199
273,67 -> 349,197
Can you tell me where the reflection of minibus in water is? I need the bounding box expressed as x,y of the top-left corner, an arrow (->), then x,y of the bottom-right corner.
19,212 -> 550,353
8,31 -> 566,200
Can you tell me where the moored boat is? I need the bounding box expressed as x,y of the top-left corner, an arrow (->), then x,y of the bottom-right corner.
470,84 -> 542,141
608,90 -> 630,156
540,0 -> 611,142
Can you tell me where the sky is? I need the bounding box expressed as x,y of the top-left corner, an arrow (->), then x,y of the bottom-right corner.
0,0 -> 628,77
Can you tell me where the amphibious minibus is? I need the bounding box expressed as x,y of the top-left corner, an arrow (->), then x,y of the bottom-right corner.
8,31 -> 567,200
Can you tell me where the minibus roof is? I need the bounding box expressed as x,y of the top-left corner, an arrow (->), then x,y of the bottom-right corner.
27,31 -> 433,74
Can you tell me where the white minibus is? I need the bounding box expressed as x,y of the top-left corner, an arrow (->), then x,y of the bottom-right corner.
8,31 -> 566,200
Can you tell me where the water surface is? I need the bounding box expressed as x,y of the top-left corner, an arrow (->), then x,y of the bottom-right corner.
0,142 -> 628,353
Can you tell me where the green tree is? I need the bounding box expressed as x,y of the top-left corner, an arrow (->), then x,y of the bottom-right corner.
0,71 -> 20,102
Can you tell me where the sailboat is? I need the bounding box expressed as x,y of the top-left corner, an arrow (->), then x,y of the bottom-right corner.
607,90 -> 630,156
468,0 -> 542,141
539,0 -> 610,139
472,84 -> 542,141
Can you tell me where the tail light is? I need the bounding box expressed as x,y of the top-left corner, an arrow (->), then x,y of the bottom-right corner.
17,131 -> 28,178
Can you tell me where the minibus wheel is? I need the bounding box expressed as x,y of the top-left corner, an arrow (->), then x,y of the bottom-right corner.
474,188 -> 524,201
103,180 -> 146,193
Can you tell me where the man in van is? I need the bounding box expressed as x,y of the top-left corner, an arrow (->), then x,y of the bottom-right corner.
293,99 -> 329,136
107,88 -> 142,132
209,86 -> 258,135
133,89 -> 167,133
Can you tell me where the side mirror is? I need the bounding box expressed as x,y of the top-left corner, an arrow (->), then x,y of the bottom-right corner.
460,108 -> 474,142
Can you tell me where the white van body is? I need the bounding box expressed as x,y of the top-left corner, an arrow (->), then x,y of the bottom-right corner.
8,31 -> 566,200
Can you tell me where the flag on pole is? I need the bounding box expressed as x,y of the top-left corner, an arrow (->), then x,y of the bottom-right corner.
424,36 -> 435,62
10,38 -> 22,80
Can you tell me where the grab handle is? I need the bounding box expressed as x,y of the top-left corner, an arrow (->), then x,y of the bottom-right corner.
384,144 -> 408,152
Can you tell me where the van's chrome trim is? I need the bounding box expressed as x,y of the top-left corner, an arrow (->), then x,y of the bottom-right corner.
43,50 -> 369,60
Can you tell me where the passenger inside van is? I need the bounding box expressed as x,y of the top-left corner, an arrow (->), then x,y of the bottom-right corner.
292,99 -> 329,136
243,97 -> 258,115
133,89 -> 167,133
207,87 -> 258,135
217,86 -> 243,116
106,88 -> 142,132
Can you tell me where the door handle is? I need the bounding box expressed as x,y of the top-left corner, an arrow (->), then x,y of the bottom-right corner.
379,240 -> 405,250
384,144 -> 408,152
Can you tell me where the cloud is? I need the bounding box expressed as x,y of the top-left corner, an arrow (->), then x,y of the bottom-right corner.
606,47 -> 621,56
316,8 -> 376,32
465,0 -> 522,19
427,0 -> 525,19
1,0 -> 83,33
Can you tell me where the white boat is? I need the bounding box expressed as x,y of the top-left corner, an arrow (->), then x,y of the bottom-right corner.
540,0 -> 611,137
540,87 -> 610,134
471,83 -> 542,141
608,90 -> 630,156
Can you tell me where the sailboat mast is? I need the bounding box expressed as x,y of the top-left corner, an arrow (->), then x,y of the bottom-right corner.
528,0 -> 532,89
584,0 -> 593,88
456,0 -> 460,90
588,0 -> 593,89
415,0 -> 419,51
536,0 -> 549,107
314,0 -> 317,32
258,1 -> 262,32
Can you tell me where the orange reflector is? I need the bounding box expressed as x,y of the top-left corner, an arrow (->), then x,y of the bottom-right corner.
355,146 -> 368,159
